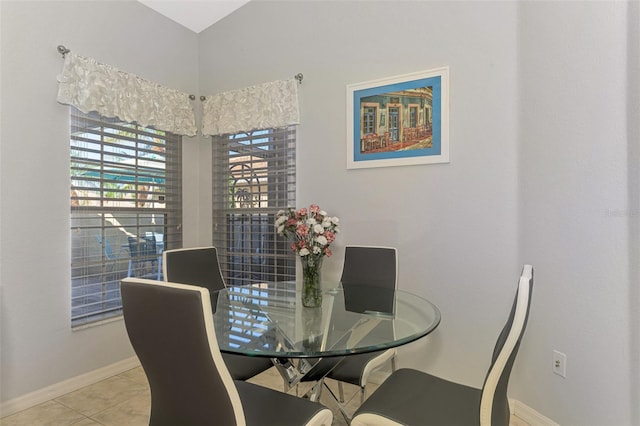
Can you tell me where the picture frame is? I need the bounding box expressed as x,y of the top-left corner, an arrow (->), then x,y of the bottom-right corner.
346,67 -> 449,169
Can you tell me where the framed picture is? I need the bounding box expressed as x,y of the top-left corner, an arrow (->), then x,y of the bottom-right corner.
346,67 -> 449,169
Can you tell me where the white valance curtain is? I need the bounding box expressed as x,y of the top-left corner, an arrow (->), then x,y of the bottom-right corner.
57,52 -> 197,136
201,79 -> 300,136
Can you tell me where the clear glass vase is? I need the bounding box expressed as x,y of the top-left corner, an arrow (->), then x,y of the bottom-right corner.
300,256 -> 323,308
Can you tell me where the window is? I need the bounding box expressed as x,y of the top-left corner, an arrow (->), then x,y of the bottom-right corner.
363,107 -> 377,134
409,106 -> 418,128
70,107 -> 182,327
212,127 -> 296,286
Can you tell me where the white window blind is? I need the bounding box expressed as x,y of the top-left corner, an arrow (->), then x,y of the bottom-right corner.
70,107 -> 182,327
212,127 -> 296,286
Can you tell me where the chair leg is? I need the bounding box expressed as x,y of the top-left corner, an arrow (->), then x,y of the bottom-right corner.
391,355 -> 397,372
273,358 -> 299,392
337,381 -> 345,403
308,379 -> 324,402
322,381 -> 352,424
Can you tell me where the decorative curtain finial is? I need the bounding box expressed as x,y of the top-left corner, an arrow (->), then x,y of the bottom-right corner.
57,45 -> 70,58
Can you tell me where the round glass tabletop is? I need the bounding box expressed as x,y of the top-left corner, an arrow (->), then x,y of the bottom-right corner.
213,281 -> 441,358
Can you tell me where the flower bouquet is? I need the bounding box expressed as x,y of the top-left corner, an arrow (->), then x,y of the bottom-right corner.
275,204 -> 340,307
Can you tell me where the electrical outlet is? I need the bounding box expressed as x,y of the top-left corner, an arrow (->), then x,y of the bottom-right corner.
553,350 -> 566,378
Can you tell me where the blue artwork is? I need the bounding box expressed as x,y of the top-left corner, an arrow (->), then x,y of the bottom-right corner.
347,68 -> 449,169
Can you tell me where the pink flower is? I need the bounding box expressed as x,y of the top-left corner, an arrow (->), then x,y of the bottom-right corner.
275,203 -> 339,258
296,224 -> 309,237
286,218 -> 297,228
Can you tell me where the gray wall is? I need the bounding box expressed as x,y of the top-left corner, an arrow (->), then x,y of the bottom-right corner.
517,1 -> 638,424
1,1 -> 638,425
199,1 -> 637,424
0,0 -> 203,403
199,0 -> 520,394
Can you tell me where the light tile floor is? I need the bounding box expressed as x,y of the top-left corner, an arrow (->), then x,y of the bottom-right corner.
1,366 -> 529,425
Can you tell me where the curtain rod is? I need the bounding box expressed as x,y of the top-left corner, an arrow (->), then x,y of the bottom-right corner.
57,45 -> 302,102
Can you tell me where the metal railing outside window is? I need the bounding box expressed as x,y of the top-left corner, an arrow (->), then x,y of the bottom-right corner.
212,127 -> 296,287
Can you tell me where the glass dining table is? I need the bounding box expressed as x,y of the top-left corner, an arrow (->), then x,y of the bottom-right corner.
212,281 -> 441,398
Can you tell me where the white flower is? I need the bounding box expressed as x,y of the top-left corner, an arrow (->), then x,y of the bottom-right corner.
275,204 -> 339,258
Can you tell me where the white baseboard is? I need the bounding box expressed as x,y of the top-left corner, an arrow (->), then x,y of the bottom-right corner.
510,398 -> 559,426
1,356 -> 140,418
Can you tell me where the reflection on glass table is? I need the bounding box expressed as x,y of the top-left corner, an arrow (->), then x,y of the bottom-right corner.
212,281 -> 441,400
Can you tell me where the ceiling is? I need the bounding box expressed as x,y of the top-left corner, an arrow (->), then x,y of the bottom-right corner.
137,0 -> 250,33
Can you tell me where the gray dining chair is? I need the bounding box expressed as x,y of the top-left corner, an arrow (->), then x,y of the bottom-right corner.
127,235 -> 161,280
121,278 -> 333,426
350,264 -> 534,426
97,235 -> 119,275
295,246 -> 398,422
325,246 -> 398,415
162,246 -> 274,381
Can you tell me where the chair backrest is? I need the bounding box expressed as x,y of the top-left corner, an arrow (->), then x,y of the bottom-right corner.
127,236 -> 141,258
141,234 -> 157,257
340,246 -> 398,315
479,264 -> 534,426
162,247 -> 226,292
97,235 -> 116,260
121,278 -> 245,426
340,245 -> 398,289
